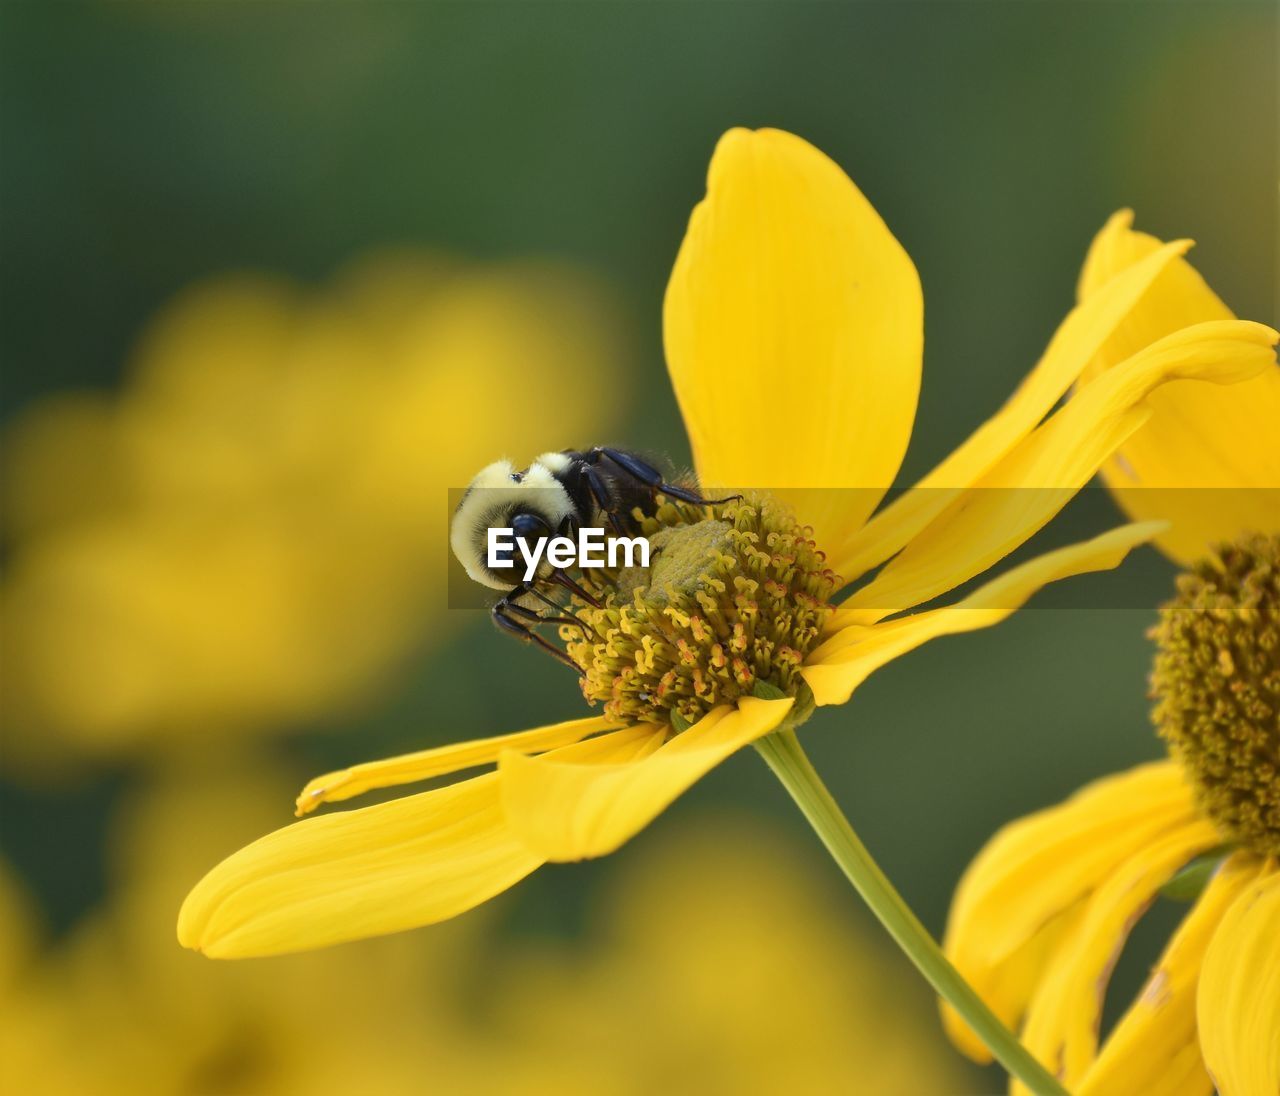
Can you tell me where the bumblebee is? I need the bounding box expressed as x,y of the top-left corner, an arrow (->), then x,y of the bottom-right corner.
450,447 -> 731,669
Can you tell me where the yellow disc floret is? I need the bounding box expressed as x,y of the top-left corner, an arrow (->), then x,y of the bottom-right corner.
1151,533 -> 1280,857
564,496 -> 839,727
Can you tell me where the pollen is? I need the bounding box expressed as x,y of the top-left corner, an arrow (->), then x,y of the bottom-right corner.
563,496 -> 839,727
1150,533 -> 1280,857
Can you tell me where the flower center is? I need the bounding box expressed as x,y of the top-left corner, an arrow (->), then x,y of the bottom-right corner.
1151,532 -> 1280,857
564,496 -> 839,727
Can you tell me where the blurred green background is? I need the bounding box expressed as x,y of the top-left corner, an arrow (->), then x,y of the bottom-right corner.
1,2 -> 1275,1092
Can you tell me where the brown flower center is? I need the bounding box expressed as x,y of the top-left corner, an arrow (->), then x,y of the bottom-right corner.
564,496 -> 839,727
1151,532 -> 1280,857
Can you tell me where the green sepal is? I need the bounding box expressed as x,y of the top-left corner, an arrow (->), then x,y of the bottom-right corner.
751,680 -> 788,701
1160,845 -> 1234,902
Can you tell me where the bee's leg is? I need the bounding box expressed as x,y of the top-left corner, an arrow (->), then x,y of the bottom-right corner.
653,480 -> 741,507
548,568 -> 602,608
503,595 -> 592,638
508,509 -> 603,610
522,583 -> 595,638
551,513 -> 607,609
524,582 -> 568,614
509,510 -> 601,607
493,610 -> 583,673
492,592 -> 583,673
590,447 -> 741,507
580,463 -> 631,535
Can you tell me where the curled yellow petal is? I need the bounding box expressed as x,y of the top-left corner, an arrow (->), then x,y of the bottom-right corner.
942,904 -> 1082,1065
803,522 -> 1161,708
1079,212 -> 1280,562
1014,819 -> 1222,1094
1078,853 -> 1265,1096
939,762 -> 1199,1060
830,237 -> 1190,584
500,697 -> 792,862
838,318 -> 1277,623
295,716 -> 616,815
178,772 -> 541,958
1198,868 -> 1280,1096
664,127 -> 922,549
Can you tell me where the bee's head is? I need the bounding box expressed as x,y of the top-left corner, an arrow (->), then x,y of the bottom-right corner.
450,458 -> 575,589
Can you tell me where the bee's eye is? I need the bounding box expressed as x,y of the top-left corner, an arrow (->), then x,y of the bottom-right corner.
511,512 -> 547,540
490,536 -> 516,567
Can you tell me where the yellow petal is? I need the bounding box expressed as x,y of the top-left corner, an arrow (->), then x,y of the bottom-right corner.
295,716 -> 616,815
837,319 -> 1276,623
1080,212 -> 1280,562
1014,818 -> 1222,1094
1077,210 -> 1220,313
178,771 -> 540,957
803,522 -> 1160,707
501,697 -> 793,861
664,128 -> 922,548
939,761 -> 1199,1060
1198,867 -> 1280,1096
1079,853 -> 1266,1096
941,904 -> 1082,1065
830,238 -> 1191,584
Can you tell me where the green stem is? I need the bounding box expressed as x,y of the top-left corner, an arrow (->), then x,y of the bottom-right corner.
754,727 -> 1068,1096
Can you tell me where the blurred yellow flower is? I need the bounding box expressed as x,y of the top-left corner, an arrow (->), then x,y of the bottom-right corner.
1,773 -> 971,1094
0,253 -> 623,767
0,767 -> 495,1094
179,127 -> 1276,961
491,816 -> 971,1094
942,221 -> 1280,1096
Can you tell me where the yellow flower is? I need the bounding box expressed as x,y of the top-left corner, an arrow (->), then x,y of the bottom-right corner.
942,217 -> 1280,1095
0,768 -> 535,1095
0,253 -> 622,767
1078,210 -> 1280,564
179,128 -> 1277,959
1,772 -> 967,1093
